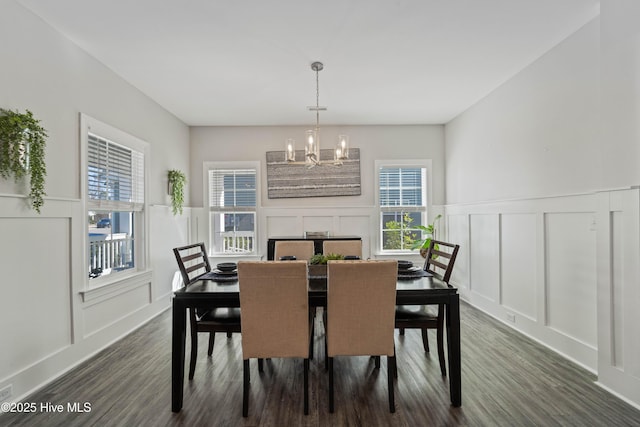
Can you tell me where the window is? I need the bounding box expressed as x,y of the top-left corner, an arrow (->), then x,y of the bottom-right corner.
83,114 -> 148,282
377,161 -> 429,252
208,164 -> 258,255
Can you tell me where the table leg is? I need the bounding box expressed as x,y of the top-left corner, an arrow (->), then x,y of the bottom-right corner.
172,299 -> 187,412
446,293 -> 461,407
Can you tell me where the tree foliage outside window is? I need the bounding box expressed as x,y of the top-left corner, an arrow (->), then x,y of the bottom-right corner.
383,212 -> 420,250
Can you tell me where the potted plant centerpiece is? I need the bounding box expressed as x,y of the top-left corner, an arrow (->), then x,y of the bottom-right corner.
309,253 -> 344,276
411,214 -> 442,258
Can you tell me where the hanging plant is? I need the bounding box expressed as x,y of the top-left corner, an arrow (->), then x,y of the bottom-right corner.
168,169 -> 186,215
0,109 -> 48,213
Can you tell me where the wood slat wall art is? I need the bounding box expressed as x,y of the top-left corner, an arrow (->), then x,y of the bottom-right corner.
266,148 -> 361,199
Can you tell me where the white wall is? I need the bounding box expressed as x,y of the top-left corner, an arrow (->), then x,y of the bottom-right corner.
446,19 -> 600,204
0,1 -> 190,403
446,11 -> 640,408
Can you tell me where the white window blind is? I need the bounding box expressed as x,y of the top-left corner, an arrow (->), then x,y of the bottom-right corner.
209,169 -> 256,210
379,167 -> 424,211
88,133 -> 144,211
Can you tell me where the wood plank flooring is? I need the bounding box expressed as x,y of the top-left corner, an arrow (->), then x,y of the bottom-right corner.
2,302 -> 639,426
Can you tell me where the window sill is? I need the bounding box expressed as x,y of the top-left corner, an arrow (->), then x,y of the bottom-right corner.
80,269 -> 153,304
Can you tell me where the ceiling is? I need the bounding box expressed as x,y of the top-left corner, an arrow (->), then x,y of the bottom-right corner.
18,0 -> 599,126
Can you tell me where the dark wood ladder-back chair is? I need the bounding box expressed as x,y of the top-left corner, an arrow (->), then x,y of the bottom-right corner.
173,242 -> 241,380
395,239 -> 460,376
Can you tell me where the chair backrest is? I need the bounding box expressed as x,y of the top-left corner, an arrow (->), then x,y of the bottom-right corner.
423,240 -> 460,283
322,240 -> 362,259
173,242 -> 211,286
274,240 -> 314,261
238,261 -> 309,359
326,260 -> 397,357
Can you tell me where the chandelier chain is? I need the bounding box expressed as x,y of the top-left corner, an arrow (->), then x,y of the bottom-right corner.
315,66 -> 320,132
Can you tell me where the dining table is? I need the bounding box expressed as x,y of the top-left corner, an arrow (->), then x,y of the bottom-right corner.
171,269 -> 461,412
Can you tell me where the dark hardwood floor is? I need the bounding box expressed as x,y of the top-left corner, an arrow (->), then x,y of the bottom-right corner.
2,301 -> 639,426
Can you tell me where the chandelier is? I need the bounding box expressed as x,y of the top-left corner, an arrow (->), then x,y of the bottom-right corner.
285,61 -> 349,166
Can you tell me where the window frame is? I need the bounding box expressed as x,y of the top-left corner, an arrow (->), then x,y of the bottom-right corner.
375,159 -> 432,254
80,113 -> 150,289
204,161 -> 260,257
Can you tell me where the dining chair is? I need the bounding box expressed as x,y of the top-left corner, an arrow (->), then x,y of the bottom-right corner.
173,242 -> 241,380
322,240 -> 362,259
274,240 -> 317,357
238,260 -> 311,417
274,240 -> 314,261
395,239 -> 459,376
326,260 -> 398,413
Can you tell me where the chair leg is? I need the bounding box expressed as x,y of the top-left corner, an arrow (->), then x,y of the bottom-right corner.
258,358 -> 264,373
188,333 -> 198,380
374,355 -> 381,369
329,357 -> 335,413
226,331 -> 232,338
242,359 -> 250,417
437,323 -> 446,376
323,312 -> 328,371
387,355 -> 396,413
309,308 -> 315,360
421,328 -> 430,353
399,327 -> 405,336
304,358 -> 309,415
207,332 -> 215,356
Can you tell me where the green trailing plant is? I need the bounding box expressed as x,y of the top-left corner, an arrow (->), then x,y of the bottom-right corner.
0,109 -> 48,213
168,169 -> 186,215
411,214 -> 442,257
309,253 -> 344,265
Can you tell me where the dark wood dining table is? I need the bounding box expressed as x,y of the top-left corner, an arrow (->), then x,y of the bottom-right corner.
171,272 -> 461,412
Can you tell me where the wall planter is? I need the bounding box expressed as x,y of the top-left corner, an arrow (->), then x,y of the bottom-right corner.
168,169 -> 186,215
0,109 -> 48,213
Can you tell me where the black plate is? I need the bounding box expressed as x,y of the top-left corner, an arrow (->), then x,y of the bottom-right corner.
397,260 -> 413,270
217,262 -> 237,272
213,269 -> 237,276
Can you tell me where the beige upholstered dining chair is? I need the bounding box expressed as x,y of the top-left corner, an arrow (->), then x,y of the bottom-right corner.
173,242 -> 241,380
395,239 -> 460,376
326,260 -> 398,413
322,240 -> 362,259
274,240 -> 314,261
238,260 -> 311,417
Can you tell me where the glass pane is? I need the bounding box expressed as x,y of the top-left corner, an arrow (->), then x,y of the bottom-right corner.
210,211 -> 256,254
88,211 -> 135,278
381,211 -> 424,251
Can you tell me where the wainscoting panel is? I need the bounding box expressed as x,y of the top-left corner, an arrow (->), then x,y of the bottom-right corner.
82,278 -> 152,338
262,206 -> 378,259
446,193 -> 599,373
545,212 -> 597,348
446,214 -> 470,291
302,216 -> 334,234
150,205 -> 191,301
266,215 -> 301,238
501,213 -> 537,320
611,210 -> 624,368
335,215 -> 371,258
0,216 -> 72,380
469,214 -> 500,302
595,188 -> 640,407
